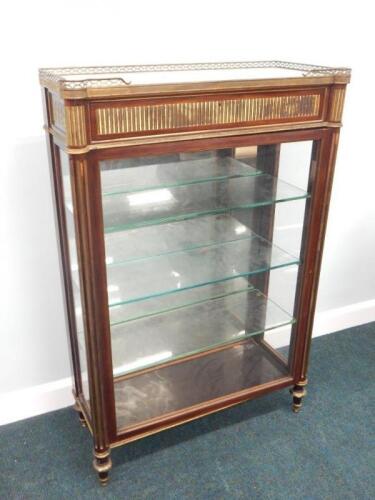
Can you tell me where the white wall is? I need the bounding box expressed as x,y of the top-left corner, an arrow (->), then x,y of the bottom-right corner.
1,1 -> 374,424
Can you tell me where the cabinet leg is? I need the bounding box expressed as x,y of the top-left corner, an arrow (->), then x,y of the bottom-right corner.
73,401 -> 87,427
93,449 -> 112,486
290,379 -> 308,413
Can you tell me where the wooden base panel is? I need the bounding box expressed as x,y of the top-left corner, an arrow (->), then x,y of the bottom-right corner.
114,338 -> 290,438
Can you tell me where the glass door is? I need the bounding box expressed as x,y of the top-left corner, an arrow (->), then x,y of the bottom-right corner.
98,139 -> 314,434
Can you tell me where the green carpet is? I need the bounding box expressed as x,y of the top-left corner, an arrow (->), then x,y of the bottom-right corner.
1,323 -> 374,499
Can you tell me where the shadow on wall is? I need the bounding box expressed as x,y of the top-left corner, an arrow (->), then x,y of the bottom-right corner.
1,137 -> 70,395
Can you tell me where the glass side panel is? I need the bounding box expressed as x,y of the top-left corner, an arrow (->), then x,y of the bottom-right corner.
264,141 -> 313,361
100,154 -> 260,195
107,286 -> 294,378
101,172 -> 309,232
59,150 -> 91,411
115,337 -> 289,431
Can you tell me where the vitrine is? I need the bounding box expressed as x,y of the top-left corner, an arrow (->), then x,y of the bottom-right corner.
40,61 -> 350,485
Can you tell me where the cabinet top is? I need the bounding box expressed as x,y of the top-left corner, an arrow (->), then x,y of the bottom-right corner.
39,60 -> 351,99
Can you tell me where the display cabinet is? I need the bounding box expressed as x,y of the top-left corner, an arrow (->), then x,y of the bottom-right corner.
39,61 -> 350,484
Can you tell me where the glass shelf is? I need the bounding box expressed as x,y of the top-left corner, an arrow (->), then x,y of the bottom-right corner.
101,173 -> 309,232
109,287 -> 294,378
97,223 -> 299,308
72,215 -> 302,326
100,156 -> 259,195
104,213 -> 261,265
109,277 -> 251,325
114,336 -> 289,430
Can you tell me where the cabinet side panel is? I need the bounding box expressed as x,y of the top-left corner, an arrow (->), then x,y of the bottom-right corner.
41,89 -> 84,401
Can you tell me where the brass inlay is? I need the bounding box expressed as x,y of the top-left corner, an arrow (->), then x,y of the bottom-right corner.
95,94 -> 321,136
329,87 -> 346,122
65,105 -> 87,147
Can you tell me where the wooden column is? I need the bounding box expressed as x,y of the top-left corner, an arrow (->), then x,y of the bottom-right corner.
69,153 -> 116,484
290,129 -> 340,391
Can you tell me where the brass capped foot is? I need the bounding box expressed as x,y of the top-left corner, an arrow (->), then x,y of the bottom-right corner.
93,449 -> 112,486
290,379 -> 308,413
73,401 -> 87,427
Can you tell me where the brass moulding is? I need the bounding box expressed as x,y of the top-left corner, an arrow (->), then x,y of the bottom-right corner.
296,379 -> 308,386
46,121 -> 340,156
94,449 -> 111,460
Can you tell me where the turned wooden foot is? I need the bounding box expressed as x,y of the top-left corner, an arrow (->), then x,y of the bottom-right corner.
73,401 -> 87,427
93,449 -> 112,486
290,379 -> 308,413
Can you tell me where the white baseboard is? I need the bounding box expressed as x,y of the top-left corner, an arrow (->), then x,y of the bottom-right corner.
1,299 -> 374,426
313,298 -> 375,337
0,377 -> 74,426
266,298 -> 375,349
